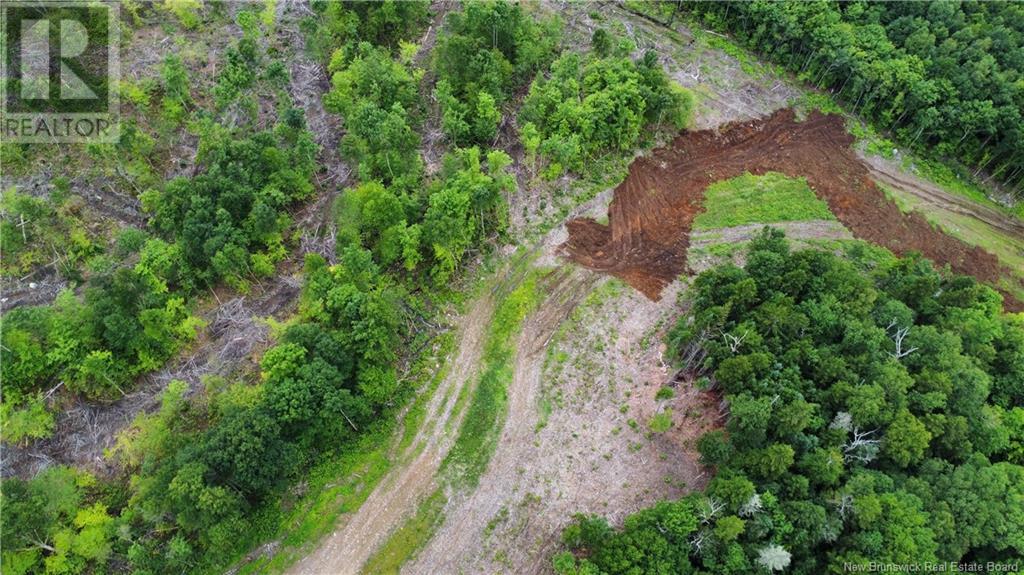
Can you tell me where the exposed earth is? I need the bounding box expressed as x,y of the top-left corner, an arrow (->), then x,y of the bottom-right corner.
275,7 -> 1024,573
563,109 -> 1023,311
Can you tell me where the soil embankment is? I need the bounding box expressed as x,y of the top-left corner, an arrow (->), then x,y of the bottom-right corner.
563,109 -> 1023,310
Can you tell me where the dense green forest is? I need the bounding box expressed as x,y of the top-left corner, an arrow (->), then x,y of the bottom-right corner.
434,1 -> 562,146
554,229 -> 1024,574
519,44 -> 693,179
675,0 -> 1024,197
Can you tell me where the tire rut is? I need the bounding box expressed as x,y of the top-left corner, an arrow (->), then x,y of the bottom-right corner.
286,291 -> 496,575
861,155 -> 1024,238
563,109 -> 1024,311
406,267 -> 599,574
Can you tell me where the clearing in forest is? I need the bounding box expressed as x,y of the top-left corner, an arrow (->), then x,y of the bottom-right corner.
693,171 -> 835,230
563,109 -> 1024,310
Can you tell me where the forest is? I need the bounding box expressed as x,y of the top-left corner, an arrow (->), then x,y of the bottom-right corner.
2,1 -> 1022,574
554,229 -> 1024,574
676,0 -> 1024,196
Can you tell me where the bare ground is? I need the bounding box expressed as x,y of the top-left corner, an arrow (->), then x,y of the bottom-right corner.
286,290 -> 495,575
861,153 -> 1024,239
689,219 -> 852,249
407,268 -> 716,575
563,110 -> 1023,310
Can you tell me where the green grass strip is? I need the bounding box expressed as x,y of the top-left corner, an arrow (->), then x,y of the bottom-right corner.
359,488 -> 447,575
361,264 -> 548,573
439,270 -> 545,488
694,171 -> 835,230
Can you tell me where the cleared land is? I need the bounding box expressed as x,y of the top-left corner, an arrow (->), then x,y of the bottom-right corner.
563,109 -> 1023,310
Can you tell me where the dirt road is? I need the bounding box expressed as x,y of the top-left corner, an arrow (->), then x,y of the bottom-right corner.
408,269 -> 716,574
689,219 -> 852,248
286,291 -> 495,575
861,154 -> 1024,239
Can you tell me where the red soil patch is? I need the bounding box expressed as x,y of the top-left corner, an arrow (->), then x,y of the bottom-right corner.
563,109 -> 1023,311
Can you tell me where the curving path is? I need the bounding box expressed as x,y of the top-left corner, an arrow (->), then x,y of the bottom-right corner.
286,290 -> 494,575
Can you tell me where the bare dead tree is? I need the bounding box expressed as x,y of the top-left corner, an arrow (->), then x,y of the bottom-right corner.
699,497 -> 725,524
673,327 -> 710,382
739,492 -> 763,517
885,318 -> 918,360
689,531 -> 708,555
212,298 -> 249,337
842,427 -> 880,463
722,329 -> 749,354
299,224 -> 338,264
834,493 -> 854,520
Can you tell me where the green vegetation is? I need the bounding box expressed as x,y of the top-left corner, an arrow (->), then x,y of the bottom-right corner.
682,1 -> 1024,198
1,243 -> 412,574
0,186 -> 99,281
880,184 -> 1024,294
141,118 -> 317,291
433,1 -> 561,146
0,467 -> 117,575
555,228 -> 1024,573
334,146 -> 514,286
693,172 -> 836,230
1,6 -> 304,426
1,2 -> 526,574
0,259 -> 204,403
648,410 -> 673,433
519,30 -> 694,179
301,0 -> 429,63
442,268 -> 545,488
361,489 -> 446,575
365,260 -> 547,572
10,2 -> 1022,575
2,110 -> 315,422
326,41 -> 424,190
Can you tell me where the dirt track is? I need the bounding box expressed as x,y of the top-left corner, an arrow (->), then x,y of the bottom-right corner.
286,291 -> 495,575
563,109 -> 1023,310
408,268 -> 715,574
689,219 -> 852,249
861,154 -> 1024,239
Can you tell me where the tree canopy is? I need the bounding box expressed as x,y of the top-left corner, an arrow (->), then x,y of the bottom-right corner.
433,0 -> 562,146
556,229 -> 1024,574
683,0 -> 1024,196
519,35 -> 693,178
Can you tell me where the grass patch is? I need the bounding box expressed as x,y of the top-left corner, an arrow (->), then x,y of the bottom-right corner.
441,268 -> 547,488
911,156 -> 1023,219
694,172 -> 835,229
362,260 -> 549,573
235,421 -> 396,575
649,410 -> 673,433
360,488 -> 447,575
